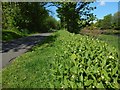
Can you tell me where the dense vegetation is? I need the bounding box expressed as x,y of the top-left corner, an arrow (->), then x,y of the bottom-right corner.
97,35 -> 120,52
95,12 -> 120,30
2,30 -> 24,41
2,30 -> 119,88
2,2 -> 60,41
55,2 -> 96,33
2,2 -> 96,34
2,2 -> 120,89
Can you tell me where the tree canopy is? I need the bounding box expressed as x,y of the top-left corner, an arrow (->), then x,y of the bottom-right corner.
55,2 -> 96,33
2,2 -> 59,33
95,12 -> 120,30
2,2 -> 97,34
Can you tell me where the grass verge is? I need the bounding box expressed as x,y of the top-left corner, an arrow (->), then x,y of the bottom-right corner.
2,29 -> 29,42
96,34 -> 120,54
2,30 -> 120,88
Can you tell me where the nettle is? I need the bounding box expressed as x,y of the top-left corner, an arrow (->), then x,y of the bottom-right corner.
49,30 -> 119,88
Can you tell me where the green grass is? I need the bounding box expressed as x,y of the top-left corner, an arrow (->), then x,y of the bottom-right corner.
2,30 -> 22,41
96,34 -> 120,54
2,35 -> 58,88
2,29 -> 29,42
2,30 -> 119,88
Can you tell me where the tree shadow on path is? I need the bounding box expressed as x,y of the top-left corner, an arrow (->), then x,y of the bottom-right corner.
1,33 -> 52,53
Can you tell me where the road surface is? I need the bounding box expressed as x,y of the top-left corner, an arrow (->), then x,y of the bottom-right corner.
1,33 -> 52,68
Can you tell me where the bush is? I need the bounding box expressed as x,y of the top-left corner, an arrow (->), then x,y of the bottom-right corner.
48,30 -> 119,88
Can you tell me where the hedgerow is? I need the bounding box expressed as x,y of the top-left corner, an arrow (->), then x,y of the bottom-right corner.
48,30 -> 120,88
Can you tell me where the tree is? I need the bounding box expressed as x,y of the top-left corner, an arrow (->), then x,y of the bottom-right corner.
112,12 -> 120,30
95,12 -> 120,30
2,2 -> 20,29
14,2 -> 49,32
101,14 -> 112,29
2,2 -> 49,33
42,16 -> 60,32
95,19 -> 103,29
54,2 -> 96,33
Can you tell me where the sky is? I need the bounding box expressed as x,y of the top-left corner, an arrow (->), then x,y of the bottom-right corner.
46,1 -> 119,21
90,2 -> 118,19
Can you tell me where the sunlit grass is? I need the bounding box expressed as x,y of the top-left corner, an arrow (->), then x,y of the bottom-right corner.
2,30 -> 119,88
97,34 -> 120,54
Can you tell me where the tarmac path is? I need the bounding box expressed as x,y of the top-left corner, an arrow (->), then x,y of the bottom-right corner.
1,33 -> 52,68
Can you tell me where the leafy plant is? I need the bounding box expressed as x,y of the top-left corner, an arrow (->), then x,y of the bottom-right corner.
48,30 -> 119,88
2,30 -> 119,88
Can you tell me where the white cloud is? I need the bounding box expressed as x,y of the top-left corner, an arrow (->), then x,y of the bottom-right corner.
99,0 -> 105,6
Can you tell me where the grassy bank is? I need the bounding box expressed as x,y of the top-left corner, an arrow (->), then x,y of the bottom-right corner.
96,34 -> 120,53
2,30 -> 119,88
2,28 -> 29,42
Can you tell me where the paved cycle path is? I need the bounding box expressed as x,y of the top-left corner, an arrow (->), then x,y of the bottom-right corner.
1,33 -> 52,68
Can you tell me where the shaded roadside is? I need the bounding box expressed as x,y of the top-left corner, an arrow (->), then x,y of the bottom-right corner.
1,33 -> 52,68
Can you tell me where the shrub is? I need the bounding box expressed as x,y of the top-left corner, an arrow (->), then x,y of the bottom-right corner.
48,30 -> 119,88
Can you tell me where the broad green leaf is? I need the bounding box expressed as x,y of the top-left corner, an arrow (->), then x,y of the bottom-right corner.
64,77 -> 68,86
102,69 -> 110,81
112,66 -> 118,76
113,77 -> 119,88
114,82 -> 119,88
77,82 -> 83,88
70,53 -> 77,60
49,82 -> 54,88
90,74 -> 96,81
93,65 -> 98,73
84,80 -> 93,86
80,74 -> 83,82
96,82 -> 104,88
69,81 -> 75,88
101,59 -> 106,68
87,59 -> 92,66
86,67 -> 91,74
71,66 -> 78,74
93,80 -> 98,87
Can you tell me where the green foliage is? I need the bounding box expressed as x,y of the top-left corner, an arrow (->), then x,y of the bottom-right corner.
2,2 -> 20,29
2,28 -> 28,41
95,12 -> 120,30
2,2 -> 57,33
96,34 -> 120,54
48,30 -> 119,88
2,35 -> 58,88
2,2 -> 60,41
112,12 -> 120,30
55,2 -> 96,33
2,30 -> 119,88
101,14 -> 112,29
17,2 -> 49,32
43,16 -> 61,32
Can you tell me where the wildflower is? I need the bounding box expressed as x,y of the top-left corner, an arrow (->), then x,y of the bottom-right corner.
72,75 -> 75,78
101,75 -> 104,79
80,65 -> 82,68
109,68 -> 111,71
105,81 -> 109,84
108,56 -> 114,59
